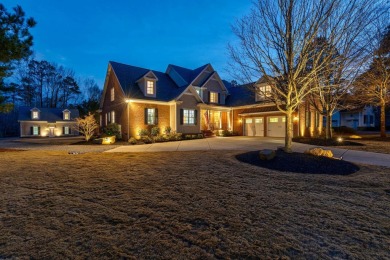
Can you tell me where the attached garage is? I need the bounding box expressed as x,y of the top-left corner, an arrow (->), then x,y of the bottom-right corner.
244,117 -> 264,136
267,116 -> 285,137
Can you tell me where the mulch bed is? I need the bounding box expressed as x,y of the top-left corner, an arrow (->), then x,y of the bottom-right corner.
236,150 -> 360,175
293,137 -> 364,146
0,148 -> 25,152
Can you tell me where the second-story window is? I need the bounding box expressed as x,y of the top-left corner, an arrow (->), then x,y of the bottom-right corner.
146,81 -> 154,95
64,112 -> 70,120
111,87 -> 115,101
32,111 -> 39,119
257,85 -> 272,100
210,92 -> 218,103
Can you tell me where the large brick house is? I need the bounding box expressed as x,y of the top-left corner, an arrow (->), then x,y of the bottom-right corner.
99,61 -> 321,139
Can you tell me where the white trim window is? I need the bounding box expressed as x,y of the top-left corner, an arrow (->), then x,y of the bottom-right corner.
256,85 -> 272,101
64,126 -> 70,135
32,111 -> 39,119
111,111 -> 115,124
33,126 -> 39,135
210,92 -> 218,103
64,112 -> 70,120
111,87 -> 115,101
183,109 -> 195,125
146,108 -> 156,125
146,81 -> 154,95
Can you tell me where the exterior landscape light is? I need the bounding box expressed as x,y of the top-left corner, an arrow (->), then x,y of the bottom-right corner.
337,137 -> 343,142
293,116 -> 299,121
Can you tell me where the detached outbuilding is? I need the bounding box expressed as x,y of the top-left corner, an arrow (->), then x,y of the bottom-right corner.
18,106 -> 79,137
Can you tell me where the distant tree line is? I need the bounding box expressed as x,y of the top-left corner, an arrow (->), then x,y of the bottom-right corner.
0,4 -> 102,136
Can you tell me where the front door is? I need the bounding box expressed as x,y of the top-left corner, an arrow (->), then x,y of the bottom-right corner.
49,127 -> 55,137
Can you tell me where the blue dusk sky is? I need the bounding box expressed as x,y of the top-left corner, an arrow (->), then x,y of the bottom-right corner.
3,0 -> 253,88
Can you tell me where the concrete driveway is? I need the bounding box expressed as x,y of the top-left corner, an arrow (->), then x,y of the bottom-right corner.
106,136 -> 390,167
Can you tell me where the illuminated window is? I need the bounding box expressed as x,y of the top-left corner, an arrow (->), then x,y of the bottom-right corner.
269,117 -> 278,123
146,108 -> 156,125
111,111 -> 115,123
64,112 -> 70,120
282,117 -> 286,123
64,126 -> 70,135
33,126 -> 39,135
147,81 -> 154,95
256,85 -> 272,100
255,118 -> 263,123
183,109 -> 196,125
111,88 -> 115,101
245,118 -> 253,124
210,92 -> 218,103
32,111 -> 39,119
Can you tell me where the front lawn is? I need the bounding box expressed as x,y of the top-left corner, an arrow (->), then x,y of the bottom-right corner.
0,150 -> 389,258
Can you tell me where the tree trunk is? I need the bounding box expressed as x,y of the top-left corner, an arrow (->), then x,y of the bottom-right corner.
284,109 -> 293,153
326,112 -> 332,140
380,100 -> 386,138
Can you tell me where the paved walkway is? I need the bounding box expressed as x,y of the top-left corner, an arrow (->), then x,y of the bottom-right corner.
105,137 -> 390,168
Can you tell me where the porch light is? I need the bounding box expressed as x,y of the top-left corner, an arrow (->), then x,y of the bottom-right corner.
337,137 -> 343,143
293,116 -> 299,121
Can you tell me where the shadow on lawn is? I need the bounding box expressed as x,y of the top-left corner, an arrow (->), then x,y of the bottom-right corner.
236,150 -> 360,175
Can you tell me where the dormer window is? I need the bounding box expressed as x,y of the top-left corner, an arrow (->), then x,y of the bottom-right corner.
146,81 -> 154,95
63,110 -> 71,120
256,85 -> 272,101
31,108 -> 40,119
32,111 -> 39,119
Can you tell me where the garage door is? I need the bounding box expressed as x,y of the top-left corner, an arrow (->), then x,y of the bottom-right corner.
267,116 -> 285,137
244,117 -> 264,136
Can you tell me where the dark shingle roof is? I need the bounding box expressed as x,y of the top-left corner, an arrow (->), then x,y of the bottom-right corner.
168,64 -> 209,85
225,83 -> 257,107
110,61 -> 183,102
18,106 -> 79,122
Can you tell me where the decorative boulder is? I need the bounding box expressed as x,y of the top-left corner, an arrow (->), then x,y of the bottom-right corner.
259,149 -> 276,160
305,147 -> 333,158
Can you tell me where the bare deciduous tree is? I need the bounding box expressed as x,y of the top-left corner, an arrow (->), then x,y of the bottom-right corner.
354,20 -> 390,137
74,113 -> 98,141
229,0 -> 384,150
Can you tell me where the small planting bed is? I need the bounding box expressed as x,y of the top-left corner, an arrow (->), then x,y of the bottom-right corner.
236,150 -> 359,175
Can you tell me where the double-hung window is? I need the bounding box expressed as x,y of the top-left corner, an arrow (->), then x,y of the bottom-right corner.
145,108 -> 157,125
146,81 -> 154,95
210,92 -> 218,103
183,109 -> 196,125
32,111 -> 39,119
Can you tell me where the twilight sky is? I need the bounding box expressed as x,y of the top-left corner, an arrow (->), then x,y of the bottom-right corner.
3,0 -> 253,88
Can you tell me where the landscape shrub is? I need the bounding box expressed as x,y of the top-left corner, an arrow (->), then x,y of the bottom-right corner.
128,137 -> 138,145
221,130 -> 239,137
153,135 -> 166,142
104,123 -> 121,139
333,126 -> 357,135
164,126 -> 171,135
138,128 -> 149,137
141,136 -> 153,144
151,126 -> 160,137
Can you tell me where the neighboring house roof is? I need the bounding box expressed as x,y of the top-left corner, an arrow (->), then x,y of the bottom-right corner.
18,106 -> 79,122
110,61 -> 183,102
